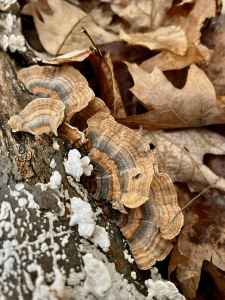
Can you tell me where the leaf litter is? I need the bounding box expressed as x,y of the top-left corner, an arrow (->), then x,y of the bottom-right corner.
3,0 -> 225,299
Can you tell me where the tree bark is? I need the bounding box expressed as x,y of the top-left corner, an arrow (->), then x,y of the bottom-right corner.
0,49 -> 149,300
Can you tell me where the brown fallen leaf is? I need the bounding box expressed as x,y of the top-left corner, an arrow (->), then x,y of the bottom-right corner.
34,49 -> 93,65
217,96 -> 225,108
172,183 -> 225,299
202,257 -> 225,299
110,0 -> 153,31
140,0 -> 215,72
150,0 -> 174,30
89,52 -> 127,118
120,25 -> 188,56
140,128 -> 225,194
200,14 -> 225,98
30,0 -> 118,55
111,0 -> 173,31
168,240 -> 190,279
90,3 -> 114,28
117,63 -> 225,129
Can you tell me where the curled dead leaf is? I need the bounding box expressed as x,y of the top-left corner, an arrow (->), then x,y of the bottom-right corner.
118,63 -> 225,129
140,0 -> 215,72
141,128 -> 225,194
31,0 -> 118,55
89,52 -> 127,118
120,25 -> 188,56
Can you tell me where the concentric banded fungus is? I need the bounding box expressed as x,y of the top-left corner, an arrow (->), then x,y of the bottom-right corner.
114,165 -> 183,270
86,112 -> 184,269
18,65 -> 95,120
151,165 -> 184,240
115,199 -> 173,270
86,112 -> 155,213
59,122 -> 88,148
70,97 -> 110,131
8,98 -> 65,136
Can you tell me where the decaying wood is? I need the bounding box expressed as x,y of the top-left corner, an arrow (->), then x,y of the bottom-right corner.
0,49 -> 149,299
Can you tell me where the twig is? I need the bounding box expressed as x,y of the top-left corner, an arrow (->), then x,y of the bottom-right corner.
81,27 -> 102,58
166,171 -> 225,228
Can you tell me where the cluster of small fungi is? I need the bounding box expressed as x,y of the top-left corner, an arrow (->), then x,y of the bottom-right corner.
9,60 -> 184,270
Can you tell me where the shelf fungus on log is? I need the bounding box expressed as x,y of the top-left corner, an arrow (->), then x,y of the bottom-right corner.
59,122 -> 89,148
17,65 -> 95,120
86,111 -> 155,213
86,112 -> 184,270
115,165 -> 184,270
8,98 -> 65,136
70,97 -> 110,131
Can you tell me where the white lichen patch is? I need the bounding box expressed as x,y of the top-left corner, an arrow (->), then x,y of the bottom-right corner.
69,197 -> 96,238
131,271 -> 137,280
64,149 -> 93,182
0,179 -> 186,300
67,176 -> 89,201
77,239 -> 146,300
0,183 -> 73,299
37,171 -> 62,191
150,267 -> 162,281
83,253 -> 112,299
49,171 -> 62,190
50,158 -> 56,169
145,279 -> 185,300
0,13 -> 26,52
89,225 -> 110,252
0,0 -> 17,11
124,249 -> 134,264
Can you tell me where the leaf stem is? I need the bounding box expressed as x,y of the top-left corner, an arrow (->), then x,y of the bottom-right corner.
81,27 -> 102,58
167,171 -> 225,228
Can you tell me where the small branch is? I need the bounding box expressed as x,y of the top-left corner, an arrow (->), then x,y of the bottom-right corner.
81,27 -> 102,58
166,171 -> 225,228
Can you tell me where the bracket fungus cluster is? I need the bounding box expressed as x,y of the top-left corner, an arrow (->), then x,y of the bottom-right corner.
9,62 -> 184,270
9,64 -> 94,141
9,98 -> 65,136
18,65 -> 95,121
86,112 -> 184,269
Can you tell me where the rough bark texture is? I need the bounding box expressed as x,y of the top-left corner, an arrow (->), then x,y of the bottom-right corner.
0,49 -> 150,299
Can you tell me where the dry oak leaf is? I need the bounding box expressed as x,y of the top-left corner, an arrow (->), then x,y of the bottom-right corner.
34,49 -> 93,65
140,0 -> 216,73
32,0 -> 118,55
200,14 -> 225,98
150,0 -> 173,30
141,128 -> 225,195
110,0 -> 153,32
173,183 -> 225,299
120,25 -> 187,56
117,63 -> 225,130
202,257 -> 225,299
88,52 -> 127,118
111,0 -> 173,31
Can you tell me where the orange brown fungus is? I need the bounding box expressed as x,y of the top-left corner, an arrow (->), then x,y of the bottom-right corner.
8,98 -> 65,136
86,112 -> 184,270
86,112 -> 155,213
59,122 -> 88,148
70,97 -> 110,131
18,65 -> 95,120
116,165 -> 184,270
115,200 -> 173,270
